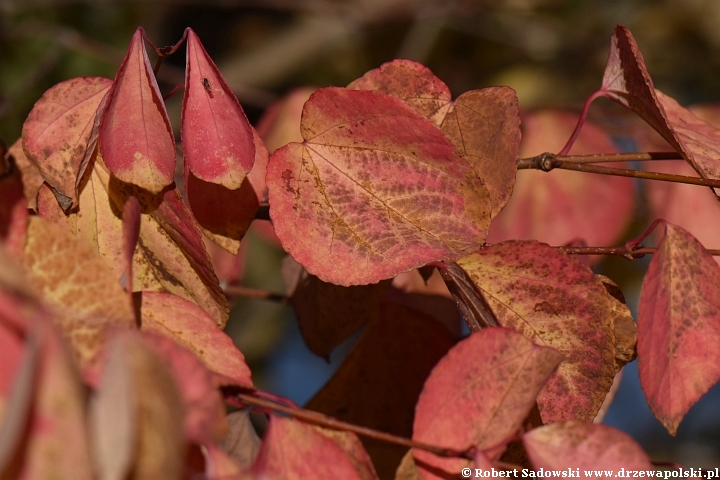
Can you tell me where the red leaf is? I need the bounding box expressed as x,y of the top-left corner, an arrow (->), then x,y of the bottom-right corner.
267,87 -> 491,285
182,28 -> 254,189
186,128 -> 268,254
412,327 -> 563,479
523,421 -> 652,471
0,163 -> 27,258
349,59 -> 521,218
638,222 -> 720,434
600,25 -> 720,191
99,28 -> 175,193
21,77 -> 112,209
488,110 -> 634,251
6,138 -> 44,211
456,243 -> 620,422
140,291 -> 252,388
256,87 -> 315,154
250,415 -> 369,479
306,302 -> 455,478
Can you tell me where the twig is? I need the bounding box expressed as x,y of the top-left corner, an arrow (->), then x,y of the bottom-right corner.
223,285 -> 289,303
231,391 -> 475,460
519,151 -> 683,164
517,152 -> 720,188
556,245 -> 720,258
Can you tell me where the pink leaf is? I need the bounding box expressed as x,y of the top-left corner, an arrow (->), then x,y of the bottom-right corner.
99,28 -> 175,193
412,327 -> 563,479
638,221 -> 720,434
21,77 -> 112,209
182,28 -> 254,189
523,421 -> 652,471
267,87 -> 491,285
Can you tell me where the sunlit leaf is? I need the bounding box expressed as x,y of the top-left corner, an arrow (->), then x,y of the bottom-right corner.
523,421 -> 652,470
456,242 -> 617,422
37,152 -> 228,327
267,87 -> 491,285
250,415 -> 368,479
638,222 -> 720,434
349,59 -> 521,217
98,28 -> 175,193
139,291 -> 252,387
488,110 -> 634,251
21,77 -> 112,209
282,255 -> 391,359
412,327 -> 563,479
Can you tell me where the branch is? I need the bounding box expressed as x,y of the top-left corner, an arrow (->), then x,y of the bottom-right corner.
556,245 -> 720,258
223,285 -> 289,303
519,151 -> 683,164
231,391 -> 475,460
517,152 -> 720,188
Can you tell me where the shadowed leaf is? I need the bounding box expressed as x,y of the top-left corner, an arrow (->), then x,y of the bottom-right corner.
523,422 -> 652,470
456,242 -> 617,423
21,77 -> 112,209
412,327 -> 563,480
267,87 -> 491,285
6,139 -> 43,211
219,409 -> 260,471
638,222 -> 720,435
99,28 -> 175,193
0,162 -> 27,259
307,302 -> 454,479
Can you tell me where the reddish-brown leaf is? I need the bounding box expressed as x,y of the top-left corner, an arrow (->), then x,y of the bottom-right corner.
307,302 -> 454,479
523,421 -> 652,471
98,28 -> 175,193
21,77 -> 112,209
267,87 -> 491,285
348,59 -> 521,217
6,139 -> 43,211
186,128 -> 268,254
182,28 -> 254,189
456,243 -> 618,423
90,331 -> 185,480
139,291 -> 252,387
282,255 -> 391,359
600,25 -> 720,189
22,216 -> 136,375
488,110 -> 634,250
312,426 -> 379,480
250,415 -> 367,479
347,60 -> 452,126
255,87 -> 315,154
638,222 -> 720,435
0,163 -> 27,259
412,327 -> 563,479
38,151 -> 228,327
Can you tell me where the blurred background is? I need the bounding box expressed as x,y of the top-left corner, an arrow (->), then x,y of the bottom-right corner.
2,0 -> 720,470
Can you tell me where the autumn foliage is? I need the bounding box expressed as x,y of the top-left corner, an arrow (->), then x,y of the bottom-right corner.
2,23 -> 720,478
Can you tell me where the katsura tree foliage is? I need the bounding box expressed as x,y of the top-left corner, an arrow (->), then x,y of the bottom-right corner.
1,22 -> 719,479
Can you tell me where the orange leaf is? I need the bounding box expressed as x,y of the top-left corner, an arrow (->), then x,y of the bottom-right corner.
523,421 -> 652,471
98,28 -> 175,193
21,77 -> 111,209
412,327 -> 563,479
37,151 -> 228,327
638,222 -> 720,434
488,110 -> 634,251
267,87 -> 491,285
139,291 -> 252,387
456,242 -> 618,422
250,415 -> 368,479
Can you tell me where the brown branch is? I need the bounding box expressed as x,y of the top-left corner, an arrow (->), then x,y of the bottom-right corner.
517,152 -> 720,188
519,151 -> 683,164
223,285 -> 289,303
556,245 -> 720,258
233,392 -> 475,460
